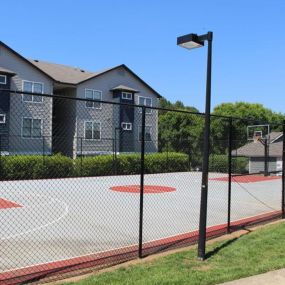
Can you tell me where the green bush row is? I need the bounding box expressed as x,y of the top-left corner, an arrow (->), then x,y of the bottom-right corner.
0,152 -> 190,180
209,154 -> 248,173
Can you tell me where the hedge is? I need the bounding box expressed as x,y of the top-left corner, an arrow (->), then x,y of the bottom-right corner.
0,152 -> 190,180
209,154 -> 248,173
0,152 -> 246,180
0,154 -> 74,180
75,152 -> 189,177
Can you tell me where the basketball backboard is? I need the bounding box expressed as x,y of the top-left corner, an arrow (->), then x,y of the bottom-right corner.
247,124 -> 270,142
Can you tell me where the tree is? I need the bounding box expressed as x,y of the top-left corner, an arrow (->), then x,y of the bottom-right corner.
158,111 -> 204,167
211,102 -> 285,153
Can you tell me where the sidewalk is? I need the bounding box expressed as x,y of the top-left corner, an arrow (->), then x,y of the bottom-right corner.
219,268 -> 285,285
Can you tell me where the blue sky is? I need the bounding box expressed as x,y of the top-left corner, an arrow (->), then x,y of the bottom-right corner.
1,0 -> 284,113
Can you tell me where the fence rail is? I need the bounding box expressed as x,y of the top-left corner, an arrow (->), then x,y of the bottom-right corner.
0,89 -> 284,284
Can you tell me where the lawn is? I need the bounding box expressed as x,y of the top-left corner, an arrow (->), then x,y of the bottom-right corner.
62,221 -> 285,285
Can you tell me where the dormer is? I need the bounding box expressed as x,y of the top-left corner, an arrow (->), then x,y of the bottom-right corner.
110,85 -> 139,103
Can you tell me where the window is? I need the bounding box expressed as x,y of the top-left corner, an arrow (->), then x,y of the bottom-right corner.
0,75 -> 7,85
122,92 -> 132,100
22,81 -> 44,102
138,96 -> 152,114
85,89 -> 102,109
0,114 -> 6,124
85,121 -> 101,140
139,126 -> 152,141
121,122 -> 132,131
22,118 -> 42,138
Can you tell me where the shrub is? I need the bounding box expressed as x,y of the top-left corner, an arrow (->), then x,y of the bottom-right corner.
209,154 -> 248,173
0,154 -> 74,180
35,154 -> 74,178
75,155 -> 115,177
75,152 -> 189,177
145,152 -> 189,174
0,155 -> 42,180
0,152 -> 192,180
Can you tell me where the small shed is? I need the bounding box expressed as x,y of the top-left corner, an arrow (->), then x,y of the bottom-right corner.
233,132 -> 283,174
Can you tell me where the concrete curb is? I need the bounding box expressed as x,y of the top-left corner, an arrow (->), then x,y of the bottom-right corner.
219,268 -> 285,285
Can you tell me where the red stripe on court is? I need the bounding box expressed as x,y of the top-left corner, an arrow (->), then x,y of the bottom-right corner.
0,210 -> 281,285
110,185 -> 176,194
210,175 -> 281,183
0,198 -> 22,210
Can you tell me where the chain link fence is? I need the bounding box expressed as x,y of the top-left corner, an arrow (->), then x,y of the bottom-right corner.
0,89 -> 284,284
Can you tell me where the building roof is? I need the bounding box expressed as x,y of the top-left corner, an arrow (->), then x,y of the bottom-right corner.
233,132 -> 283,157
0,41 -> 162,98
0,41 -> 55,81
110,84 -> 139,93
269,131 -> 283,143
29,60 -> 161,97
0,67 -> 16,75
28,59 -> 114,85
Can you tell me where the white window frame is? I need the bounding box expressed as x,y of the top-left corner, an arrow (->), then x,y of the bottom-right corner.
0,75 -> 7,85
138,125 -> 152,141
84,121 -> 101,140
85,89 -> 102,109
21,117 -> 43,139
22,80 -> 44,103
121,92 -> 132,100
138,96 -> 152,114
121,122 -> 132,131
0,114 -> 6,124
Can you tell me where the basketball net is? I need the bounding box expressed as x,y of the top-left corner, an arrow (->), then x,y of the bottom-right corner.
253,135 -> 261,143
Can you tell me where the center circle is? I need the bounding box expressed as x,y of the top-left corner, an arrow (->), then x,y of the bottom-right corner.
110,185 -> 176,194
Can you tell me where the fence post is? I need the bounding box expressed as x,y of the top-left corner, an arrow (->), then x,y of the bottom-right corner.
42,136 -> 45,166
0,135 -> 2,180
80,137 -> 83,176
281,120 -> 285,219
139,106 -> 146,258
166,140 -> 169,172
188,138 -> 191,170
264,138 -> 269,176
227,118 -> 233,233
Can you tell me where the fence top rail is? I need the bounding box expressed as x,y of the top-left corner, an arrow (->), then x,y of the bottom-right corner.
0,88 -> 284,126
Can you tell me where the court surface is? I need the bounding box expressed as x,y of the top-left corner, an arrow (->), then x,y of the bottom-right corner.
0,172 -> 281,273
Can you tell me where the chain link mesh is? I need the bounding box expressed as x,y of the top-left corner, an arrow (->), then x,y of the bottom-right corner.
0,89 -> 283,283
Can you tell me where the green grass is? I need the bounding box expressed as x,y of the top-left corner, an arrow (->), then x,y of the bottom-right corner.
63,222 -> 285,285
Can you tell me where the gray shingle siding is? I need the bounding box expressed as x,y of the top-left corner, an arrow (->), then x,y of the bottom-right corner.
249,157 -> 277,174
75,66 -> 158,155
0,44 -> 54,155
0,43 -> 160,157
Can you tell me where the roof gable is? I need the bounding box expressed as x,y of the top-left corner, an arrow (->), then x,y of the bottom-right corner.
234,131 -> 283,157
0,41 -> 54,81
0,41 -> 162,98
78,64 -> 161,98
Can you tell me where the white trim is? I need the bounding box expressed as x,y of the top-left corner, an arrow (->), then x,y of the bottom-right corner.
121,122 -> 132,131
138,125 -> 152,141
271,133 -> 283,143
85,88 -> 102,109
138,96 -> 152,114
0,75 -> 7,85
0,114 -> 6,124
22,80 -> 44,103
21,117 -> 43,139
84,120 -> 101,140
121,92 -> 132,100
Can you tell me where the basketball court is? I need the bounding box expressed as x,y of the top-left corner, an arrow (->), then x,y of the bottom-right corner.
0,171 -> 281,279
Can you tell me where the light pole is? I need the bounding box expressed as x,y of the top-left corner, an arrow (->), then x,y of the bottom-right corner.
177,31 -> 213,260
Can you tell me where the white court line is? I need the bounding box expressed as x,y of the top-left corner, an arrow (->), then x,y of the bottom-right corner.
0,194 -> 69,241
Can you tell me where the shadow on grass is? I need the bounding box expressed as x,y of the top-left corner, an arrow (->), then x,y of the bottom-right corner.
205,228 -> 252,259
